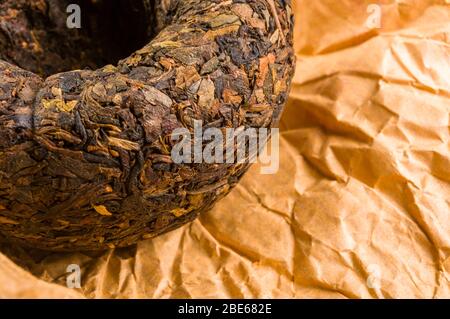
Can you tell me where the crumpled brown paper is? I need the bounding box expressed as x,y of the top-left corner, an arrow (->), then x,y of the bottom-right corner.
1,0 -> 449,298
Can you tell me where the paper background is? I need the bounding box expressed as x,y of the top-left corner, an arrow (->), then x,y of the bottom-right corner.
1,0 -> 449,298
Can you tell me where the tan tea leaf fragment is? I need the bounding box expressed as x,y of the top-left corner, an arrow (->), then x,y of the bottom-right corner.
93,205 -> 112,217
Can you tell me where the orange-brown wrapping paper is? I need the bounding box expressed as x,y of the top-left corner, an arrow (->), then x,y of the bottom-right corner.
1,0 -> 449,298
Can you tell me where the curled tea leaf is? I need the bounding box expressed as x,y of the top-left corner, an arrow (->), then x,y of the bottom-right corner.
107,136 -> 140,151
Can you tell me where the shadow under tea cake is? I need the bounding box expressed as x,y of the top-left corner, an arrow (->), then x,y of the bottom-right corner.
0,0 -> 295,251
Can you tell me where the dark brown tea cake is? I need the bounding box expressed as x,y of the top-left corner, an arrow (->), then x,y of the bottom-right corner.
0,0 -> 295,251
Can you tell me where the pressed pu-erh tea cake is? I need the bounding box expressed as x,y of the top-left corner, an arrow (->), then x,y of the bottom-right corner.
0,0 -> 295,251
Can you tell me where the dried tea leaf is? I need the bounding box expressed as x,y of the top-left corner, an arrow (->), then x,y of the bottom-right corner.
65,100 -> 78,111
255,89 -> 266,103
222,88 -> 243,105
51,86 -> 62,98
274,80 -> 287,96
92,82 -> 107,97
189,194 -> 204,207
93,205 -> 113,216
42,98 -> 77,112
176,66 -> 201,89
245,103 -> 270,112
170,208 -> 190,217
232,3 -> 266,30
198,78 -> 215,109
18,85 -> 36,103
143,86 -> 173,108
102,64 -> 118,73
257,53 -> 276,87
0,216 -> 18,225
152,41 -> 181,49
200,57 -> 220,75
209,14 -> 240,28
159,57 -> 175,70
112,94 -> 122,105
204,24 -> 240,40
167,47 -> 205,66
232,3 -> 254,20
107,136 -> 140,151
125,54 -> 142,66
270,29 -> 280,44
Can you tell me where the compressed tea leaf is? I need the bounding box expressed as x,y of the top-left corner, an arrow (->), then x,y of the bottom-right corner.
0,0 -> 295,251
